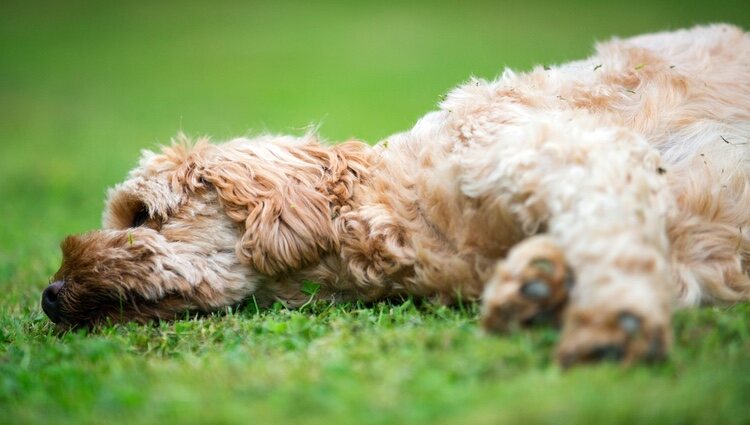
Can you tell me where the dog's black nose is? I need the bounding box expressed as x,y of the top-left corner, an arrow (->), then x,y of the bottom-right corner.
41,280 -> 64,323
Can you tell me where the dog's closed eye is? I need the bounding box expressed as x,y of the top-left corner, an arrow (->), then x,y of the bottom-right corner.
132,207 -> 150,227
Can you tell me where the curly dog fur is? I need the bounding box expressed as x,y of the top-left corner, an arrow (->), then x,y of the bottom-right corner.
43,24 -> 750,365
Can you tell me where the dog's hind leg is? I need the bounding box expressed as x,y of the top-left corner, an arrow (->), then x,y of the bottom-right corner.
666,149 -> 750,306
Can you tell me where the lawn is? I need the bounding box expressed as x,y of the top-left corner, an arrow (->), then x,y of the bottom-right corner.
1,1 -> 749,424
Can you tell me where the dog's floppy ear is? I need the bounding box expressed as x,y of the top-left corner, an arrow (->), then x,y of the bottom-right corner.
199,135 -> 370,276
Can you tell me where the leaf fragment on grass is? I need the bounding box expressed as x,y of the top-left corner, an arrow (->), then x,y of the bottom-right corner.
530,258 -> 556,275
301,280 -> 321,296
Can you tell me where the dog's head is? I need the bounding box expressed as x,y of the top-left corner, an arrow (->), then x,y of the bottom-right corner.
42,134 -> 371,327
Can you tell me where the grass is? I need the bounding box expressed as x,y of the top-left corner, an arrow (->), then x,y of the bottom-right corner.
1,1 -> 750,424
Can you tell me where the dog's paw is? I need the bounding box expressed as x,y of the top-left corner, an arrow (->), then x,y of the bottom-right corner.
480,236 -> 573,333
555,306 -> 671,367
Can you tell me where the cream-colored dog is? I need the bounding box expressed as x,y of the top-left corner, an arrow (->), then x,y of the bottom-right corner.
43,24 -> 750,366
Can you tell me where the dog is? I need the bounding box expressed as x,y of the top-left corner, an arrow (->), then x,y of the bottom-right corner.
42,24 -> 750,366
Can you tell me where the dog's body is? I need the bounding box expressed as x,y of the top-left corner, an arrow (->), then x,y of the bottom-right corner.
44,24 -> 750,365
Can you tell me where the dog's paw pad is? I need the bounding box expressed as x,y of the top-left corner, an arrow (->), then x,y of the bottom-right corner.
520,279 -> 552,300
556,309 -> 669,367
481,237 -> 572,333
618,312 -> 642,335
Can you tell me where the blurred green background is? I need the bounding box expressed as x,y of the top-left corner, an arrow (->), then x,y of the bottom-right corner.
2,0 -> 749,256
1,1 -> 749,424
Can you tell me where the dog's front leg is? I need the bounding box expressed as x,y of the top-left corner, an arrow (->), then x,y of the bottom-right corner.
463,113 -> 674,365
480,234 -> 573,332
